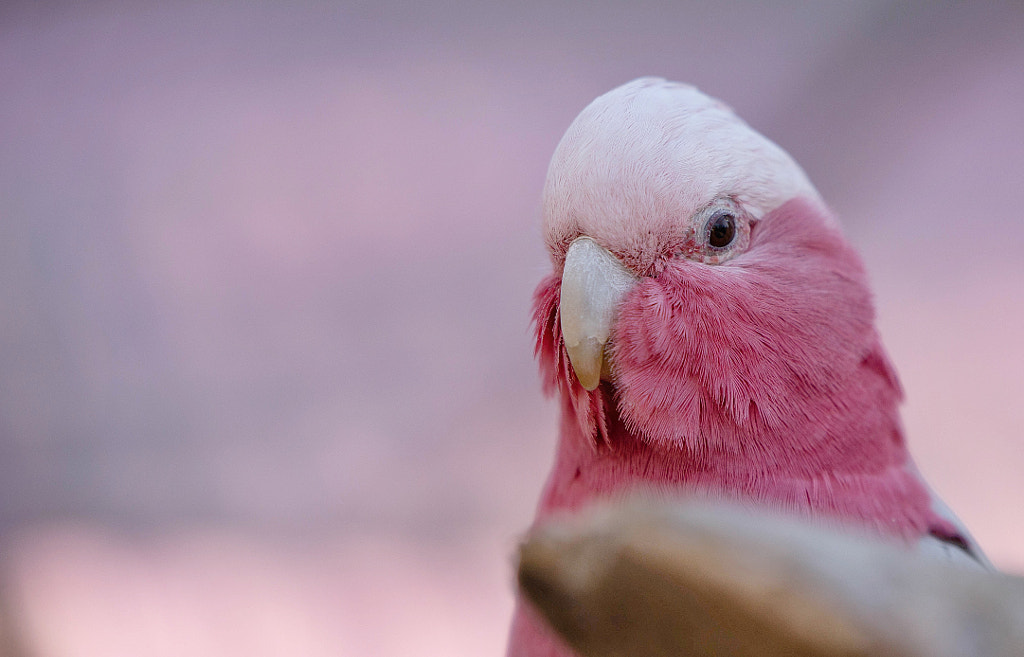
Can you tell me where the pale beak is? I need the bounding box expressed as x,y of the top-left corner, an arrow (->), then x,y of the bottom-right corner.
559,237 -> 639,390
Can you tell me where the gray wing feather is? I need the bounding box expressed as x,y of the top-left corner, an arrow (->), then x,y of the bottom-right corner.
909,462 -> 994,571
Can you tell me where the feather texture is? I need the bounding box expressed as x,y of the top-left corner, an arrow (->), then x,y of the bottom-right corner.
508,78 -> 987,657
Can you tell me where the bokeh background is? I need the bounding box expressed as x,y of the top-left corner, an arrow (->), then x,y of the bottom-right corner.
1,1 -> 1023,655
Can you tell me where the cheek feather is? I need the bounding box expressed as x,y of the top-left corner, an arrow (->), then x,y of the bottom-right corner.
532,274 -> 614,446
532,198 -> 900,477
612,199 -> 878,451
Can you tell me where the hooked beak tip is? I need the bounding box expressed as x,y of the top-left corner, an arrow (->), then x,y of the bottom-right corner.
565,336 -> 604,391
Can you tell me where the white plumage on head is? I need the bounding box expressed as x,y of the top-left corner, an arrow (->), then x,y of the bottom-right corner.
542,77 -> 823,262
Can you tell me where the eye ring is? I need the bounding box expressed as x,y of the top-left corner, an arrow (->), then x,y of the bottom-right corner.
682,197 -> 752,265
706,210 -> 737,249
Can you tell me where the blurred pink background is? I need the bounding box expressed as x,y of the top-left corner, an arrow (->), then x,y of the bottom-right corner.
1,2 -> 1023,655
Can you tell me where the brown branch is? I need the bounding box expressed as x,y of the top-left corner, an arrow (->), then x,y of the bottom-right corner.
518,500 -> 1024,657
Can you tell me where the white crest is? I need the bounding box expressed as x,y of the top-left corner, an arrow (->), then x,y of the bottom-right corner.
543,78 -> 823,260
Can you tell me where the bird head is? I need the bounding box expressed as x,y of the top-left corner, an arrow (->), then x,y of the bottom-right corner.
534,78 -> 893,451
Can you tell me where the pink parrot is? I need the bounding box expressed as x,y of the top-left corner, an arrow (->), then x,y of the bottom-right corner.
508,78 -> 990,656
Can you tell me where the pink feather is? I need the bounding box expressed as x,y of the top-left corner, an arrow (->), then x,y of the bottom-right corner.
508,79 -> 986,657
531,198 -> 940,539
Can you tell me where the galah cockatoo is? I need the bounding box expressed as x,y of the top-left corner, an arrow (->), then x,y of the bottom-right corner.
508,78 -> 989,657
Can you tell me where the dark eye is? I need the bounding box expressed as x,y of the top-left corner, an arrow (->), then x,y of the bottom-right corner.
707,212 -> 736,248
685,198 -> 750,265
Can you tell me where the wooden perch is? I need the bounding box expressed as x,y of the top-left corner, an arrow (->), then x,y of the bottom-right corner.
517,500 -> 1024,657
